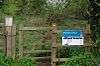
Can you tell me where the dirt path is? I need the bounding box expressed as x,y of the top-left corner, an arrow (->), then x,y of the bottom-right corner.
38,60 -> 51,66
37,58 -> 51,66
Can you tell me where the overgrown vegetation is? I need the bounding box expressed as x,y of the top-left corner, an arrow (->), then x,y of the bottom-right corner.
60,53 -> 99,66
59,47 -> 100,66
0,0 -> 100,66
0,53 -> 37,66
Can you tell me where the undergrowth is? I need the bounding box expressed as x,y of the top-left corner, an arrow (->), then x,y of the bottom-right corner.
0,53 -> 37,66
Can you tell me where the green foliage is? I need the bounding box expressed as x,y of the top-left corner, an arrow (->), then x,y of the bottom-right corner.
0,0 -> 4,8
3,0 -> 18,16
95,33 -> 100,45
60,53 -> 99,66
0,53 -> 12,66
0,53 -> 37,66
59,47 -> 100,66
45,0 -> 89,19
18,56 -> 37,66
1,0 -> 89,18
59,47 -> 85,58
18,0 -> 46,16
66,0 -> 89,18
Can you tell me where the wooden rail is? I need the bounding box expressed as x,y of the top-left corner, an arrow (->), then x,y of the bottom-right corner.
31,57 -> 69,62
19,26 -> 83,31
19,27 -> 50,31
24,50 -> 51,53
33,56 -> 51,60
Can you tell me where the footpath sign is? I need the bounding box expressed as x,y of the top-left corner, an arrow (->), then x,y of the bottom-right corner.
62,30 -> 84,46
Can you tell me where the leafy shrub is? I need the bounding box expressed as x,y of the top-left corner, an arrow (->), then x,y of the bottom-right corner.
0,53 -> 37,66
18,56 -> 37,66
0,53 -> 12,66
59,47 -> 85,58
60,53 -> 99,66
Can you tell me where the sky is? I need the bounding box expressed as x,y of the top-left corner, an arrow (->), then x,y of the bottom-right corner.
47,0 -> 68,7
47,0 -> 67,4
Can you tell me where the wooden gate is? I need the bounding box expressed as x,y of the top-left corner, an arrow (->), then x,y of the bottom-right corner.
18,24 -> 51,66
18,23 -> 84,66
0,17 -> 95,66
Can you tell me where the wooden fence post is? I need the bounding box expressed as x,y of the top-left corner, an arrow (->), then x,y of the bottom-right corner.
18,24 -> 24,58
12,25 -> 16,59
51,23 -> 58,66
5,16 -> 13,57
84,24 -> 92,52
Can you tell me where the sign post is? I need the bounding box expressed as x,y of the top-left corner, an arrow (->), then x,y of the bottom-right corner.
5,16 -> 13,57
62,30 -> 84,46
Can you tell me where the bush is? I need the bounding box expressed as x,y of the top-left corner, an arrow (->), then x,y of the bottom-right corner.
60,53 -> 99,66
0,53 -> 37,66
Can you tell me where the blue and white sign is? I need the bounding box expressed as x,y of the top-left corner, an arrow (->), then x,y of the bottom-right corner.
62,30 -> 84,46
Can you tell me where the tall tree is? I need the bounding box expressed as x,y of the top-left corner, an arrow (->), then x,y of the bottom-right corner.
89,0 -> 100,42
